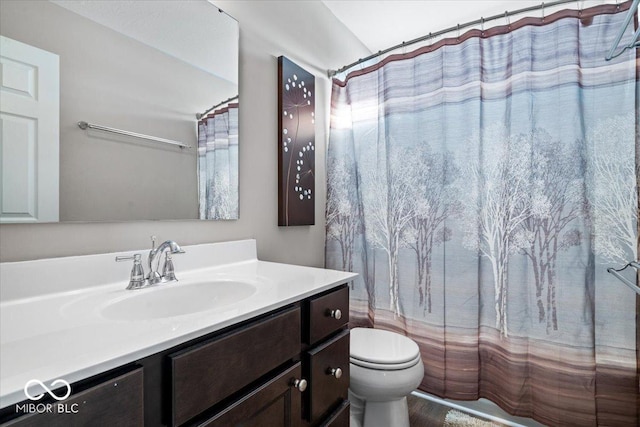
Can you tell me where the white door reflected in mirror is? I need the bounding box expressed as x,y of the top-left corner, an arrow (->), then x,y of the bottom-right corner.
0,36 -> 59,223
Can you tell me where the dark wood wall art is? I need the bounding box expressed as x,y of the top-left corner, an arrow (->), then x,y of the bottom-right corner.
278,56 -> 315,226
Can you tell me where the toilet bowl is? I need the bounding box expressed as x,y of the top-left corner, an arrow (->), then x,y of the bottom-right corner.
349,328 -> 424,427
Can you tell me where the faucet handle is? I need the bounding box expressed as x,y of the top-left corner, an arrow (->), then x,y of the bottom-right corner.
162,252 -> 177,282
115,253 -> 141,262
116,253 -> 147,290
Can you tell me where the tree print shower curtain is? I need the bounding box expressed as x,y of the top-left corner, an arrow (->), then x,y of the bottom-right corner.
326,3 -> 639,426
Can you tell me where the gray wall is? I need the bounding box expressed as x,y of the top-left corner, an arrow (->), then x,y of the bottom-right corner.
0,1 -> 370,266
0,0 -> 238,221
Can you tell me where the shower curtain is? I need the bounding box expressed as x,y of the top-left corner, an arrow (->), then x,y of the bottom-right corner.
326,3 -> 639,426
197,103 -> 239,219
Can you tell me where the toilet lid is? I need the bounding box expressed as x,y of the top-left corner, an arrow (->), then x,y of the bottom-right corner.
350,328 -> 420,365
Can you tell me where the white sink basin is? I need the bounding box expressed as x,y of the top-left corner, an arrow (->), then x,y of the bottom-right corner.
101,280 -> 257,321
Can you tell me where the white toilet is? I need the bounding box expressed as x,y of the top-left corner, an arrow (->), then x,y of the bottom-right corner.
349,327 -> 424,427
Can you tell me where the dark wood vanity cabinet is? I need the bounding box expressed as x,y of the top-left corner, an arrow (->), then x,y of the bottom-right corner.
187,284 -> 350,427
0,285 -> 350,427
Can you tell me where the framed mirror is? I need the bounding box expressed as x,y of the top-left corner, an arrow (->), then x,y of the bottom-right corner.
0,0 -> 239,223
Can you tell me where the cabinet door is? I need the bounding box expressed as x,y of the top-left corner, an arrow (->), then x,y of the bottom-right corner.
198,363 -> 303,427
306,330 -> 349,423
1,368 -> 143,427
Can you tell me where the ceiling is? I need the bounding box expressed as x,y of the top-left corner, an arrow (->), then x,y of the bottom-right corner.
321,1 -> 618,55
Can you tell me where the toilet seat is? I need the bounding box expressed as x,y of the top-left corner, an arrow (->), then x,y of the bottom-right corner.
350,328 -> 421,371
350,353 -> 421,370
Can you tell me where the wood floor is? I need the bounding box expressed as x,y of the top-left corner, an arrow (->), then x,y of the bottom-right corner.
408,394 -> 451,426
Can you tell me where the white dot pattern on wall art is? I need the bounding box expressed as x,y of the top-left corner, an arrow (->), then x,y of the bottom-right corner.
278,56 -> 316,225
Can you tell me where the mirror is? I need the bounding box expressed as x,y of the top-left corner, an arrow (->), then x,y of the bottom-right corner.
0,0 -> 239,223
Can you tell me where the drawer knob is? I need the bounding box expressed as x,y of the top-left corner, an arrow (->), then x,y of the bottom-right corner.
328,309 -> 342,320
292,378 -> 308,392
328,367 -> 343,379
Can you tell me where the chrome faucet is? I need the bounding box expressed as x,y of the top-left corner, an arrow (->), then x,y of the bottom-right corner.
116,237 -> 185,290
147,236 -> 185,285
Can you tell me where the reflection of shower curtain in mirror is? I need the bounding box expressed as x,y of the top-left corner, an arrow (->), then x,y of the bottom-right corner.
198,103 -> 239,219
326,3 -> 638,426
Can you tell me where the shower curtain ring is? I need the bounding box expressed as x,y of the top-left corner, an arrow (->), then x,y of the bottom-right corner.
457,23 -> 460,40
505,11 -> 510,28
541,2 -> 545,20
481,17 -> 485,36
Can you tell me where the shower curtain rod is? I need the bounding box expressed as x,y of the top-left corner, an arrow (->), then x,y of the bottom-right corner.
327,0 -> 583,77
607,261 -> 640,295
196,95 -> 239,120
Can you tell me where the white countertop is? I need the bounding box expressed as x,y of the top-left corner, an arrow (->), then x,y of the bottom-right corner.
0,240 -> 357,408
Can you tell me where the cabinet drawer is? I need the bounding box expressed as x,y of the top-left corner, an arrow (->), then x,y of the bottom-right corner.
198,362 -> 303,427
306,330 -> 349,423
307,286 -> 348,345
170,307 -> 301,426
2,368 -> 143,427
